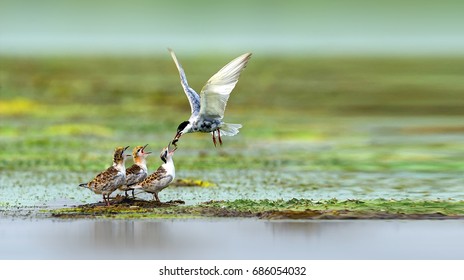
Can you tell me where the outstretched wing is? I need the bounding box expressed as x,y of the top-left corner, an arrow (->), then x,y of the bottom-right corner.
199,53 -> 252,119
168,48 -> 201,115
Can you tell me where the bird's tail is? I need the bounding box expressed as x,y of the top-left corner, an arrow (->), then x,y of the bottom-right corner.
79,183 -> 88,188
219,123 -> 242,136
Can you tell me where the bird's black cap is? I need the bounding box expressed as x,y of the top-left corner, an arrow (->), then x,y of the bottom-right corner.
177,121 -> 189,131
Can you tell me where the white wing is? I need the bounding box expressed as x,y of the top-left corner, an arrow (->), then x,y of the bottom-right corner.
168,48 -> 201,115
199,53 -> 252,119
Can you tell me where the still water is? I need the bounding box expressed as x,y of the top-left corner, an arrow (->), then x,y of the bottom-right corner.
1,218 -> 463,259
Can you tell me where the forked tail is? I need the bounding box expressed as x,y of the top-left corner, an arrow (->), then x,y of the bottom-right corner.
219,123 -> 242,136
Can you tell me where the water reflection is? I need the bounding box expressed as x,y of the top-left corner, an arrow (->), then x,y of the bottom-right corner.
1,219 -> 464,259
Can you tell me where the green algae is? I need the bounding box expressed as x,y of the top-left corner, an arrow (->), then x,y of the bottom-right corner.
172,178 -> 216,188
195,198 -> 464,219
50,198 -> 464,220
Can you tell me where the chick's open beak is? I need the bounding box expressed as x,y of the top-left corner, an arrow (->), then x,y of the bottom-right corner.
142,144 -> 152,155
122,146 -> 130,157
167,141 -> 177,153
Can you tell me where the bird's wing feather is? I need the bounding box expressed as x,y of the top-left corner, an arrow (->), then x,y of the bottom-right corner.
90,166 -> 117,184
199,53 -> 252,119
89,166 -> 120,191
152,175 -> 173,188
168,48 -> 201,115
102,173 -> 125,191
141,166 -> 173,188
125,164 -> 143,186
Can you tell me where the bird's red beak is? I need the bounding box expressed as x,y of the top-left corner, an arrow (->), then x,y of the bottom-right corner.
173,131 -> 182,143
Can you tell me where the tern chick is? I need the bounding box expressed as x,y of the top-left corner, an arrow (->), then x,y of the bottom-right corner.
79,146 -> 129,206
119,144 -> 151,198
133,142 -> 177,202
169,49 -> 252,146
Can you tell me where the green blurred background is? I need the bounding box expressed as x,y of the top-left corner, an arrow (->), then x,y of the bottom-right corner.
1,0 -> 464,174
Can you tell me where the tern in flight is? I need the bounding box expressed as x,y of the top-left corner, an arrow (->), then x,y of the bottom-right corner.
169,49 -> 252,146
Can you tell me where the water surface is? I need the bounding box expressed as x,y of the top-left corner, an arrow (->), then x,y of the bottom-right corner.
1,218 -> 463,259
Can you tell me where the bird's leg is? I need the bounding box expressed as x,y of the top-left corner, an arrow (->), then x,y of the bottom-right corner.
217,129 -> 223,146
103,194 -> 110,206
155,193 -> 160,202
212,130 -> 217,147
131,189 -> 135,199
124,190 -> 128,197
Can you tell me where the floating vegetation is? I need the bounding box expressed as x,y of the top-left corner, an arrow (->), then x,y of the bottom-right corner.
172,178 -> 216,188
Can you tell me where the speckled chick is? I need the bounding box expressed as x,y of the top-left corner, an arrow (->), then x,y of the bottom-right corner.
133,142 -> 176,202
79,146 -> 129,206
119,144 -> 151,197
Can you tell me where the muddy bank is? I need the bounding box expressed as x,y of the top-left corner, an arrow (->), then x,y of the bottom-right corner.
51,198 -> 464,220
